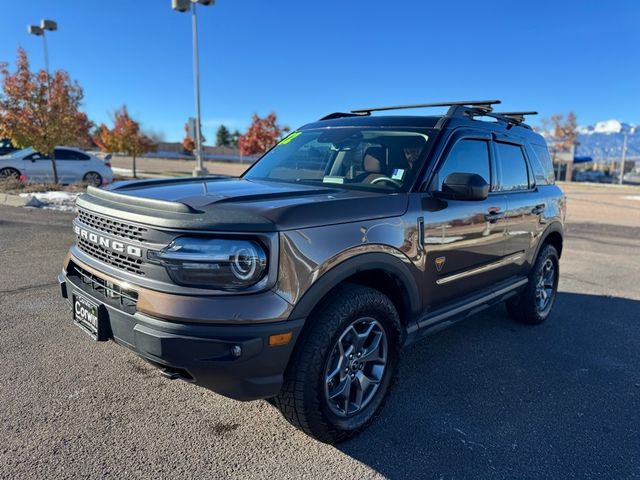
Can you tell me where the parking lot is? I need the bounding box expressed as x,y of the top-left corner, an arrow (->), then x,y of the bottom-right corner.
1,182 -> 639,479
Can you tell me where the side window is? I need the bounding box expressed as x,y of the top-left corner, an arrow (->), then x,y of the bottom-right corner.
25,152 -> 50,161
55,149 -> 74,160
495,142 -> 530,191
76,152 -> 90,160
531,144 -> 555,184
432,139 -> 490,191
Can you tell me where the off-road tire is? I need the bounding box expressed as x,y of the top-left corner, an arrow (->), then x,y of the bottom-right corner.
507,244 -> 559,325
273,284 -> 401,443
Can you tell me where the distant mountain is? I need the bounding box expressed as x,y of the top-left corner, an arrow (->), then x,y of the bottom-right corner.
574,119 -> 639,163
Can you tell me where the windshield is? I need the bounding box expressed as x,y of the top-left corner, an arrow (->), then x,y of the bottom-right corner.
7,147 -> 33,158
243,127 -> 431,192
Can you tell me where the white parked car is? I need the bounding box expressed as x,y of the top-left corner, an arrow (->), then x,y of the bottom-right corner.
623,168 -> 640,185
0,147 -> 113,186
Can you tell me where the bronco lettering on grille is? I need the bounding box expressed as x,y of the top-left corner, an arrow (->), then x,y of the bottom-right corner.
74,225 -> 142,258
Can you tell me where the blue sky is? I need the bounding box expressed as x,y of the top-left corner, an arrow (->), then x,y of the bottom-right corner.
1,0 -> 638,142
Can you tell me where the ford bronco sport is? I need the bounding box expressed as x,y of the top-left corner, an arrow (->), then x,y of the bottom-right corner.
59,100 -> 565,443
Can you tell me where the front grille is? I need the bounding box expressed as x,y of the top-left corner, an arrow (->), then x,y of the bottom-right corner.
78,238 -> 144,275
71,263 -> 138,310
78,209 -> 148,242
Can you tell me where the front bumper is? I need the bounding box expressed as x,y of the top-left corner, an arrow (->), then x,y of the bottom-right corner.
59,259 -> 304,401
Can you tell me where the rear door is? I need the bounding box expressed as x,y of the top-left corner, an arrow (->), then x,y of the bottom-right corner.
54,148 -> 87,184
420,130 -> 509,309
492,135 -> 547,276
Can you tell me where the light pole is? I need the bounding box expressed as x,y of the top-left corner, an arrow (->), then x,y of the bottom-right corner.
172,0 -> 214,177
27,19 -> 58,101
618,126 -> 636,185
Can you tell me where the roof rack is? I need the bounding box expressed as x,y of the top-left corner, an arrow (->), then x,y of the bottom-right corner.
318,111 -> 370,121
492,111 -> 538,124
439,106 -> 536,129
319,101 -> 537,130
350,100 -> 501,115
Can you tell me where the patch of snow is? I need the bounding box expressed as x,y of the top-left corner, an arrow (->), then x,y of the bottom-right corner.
111,167 -> 134,175
593,119 -> 623,134
623,195 -> 640,201
579,119 -> 637,136
19,191 -> 80,212
24,196 -> 47,208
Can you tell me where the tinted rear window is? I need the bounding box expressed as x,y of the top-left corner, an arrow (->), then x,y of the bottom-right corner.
531,144 -> 555,185
495,142 -> 530,191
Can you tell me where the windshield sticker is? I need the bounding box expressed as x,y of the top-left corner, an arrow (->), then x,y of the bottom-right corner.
279,131 -> 302,145
323,176 -> 344,184
391,168 -> 405,180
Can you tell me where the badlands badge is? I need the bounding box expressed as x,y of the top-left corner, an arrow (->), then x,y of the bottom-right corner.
435,256 -> 446,272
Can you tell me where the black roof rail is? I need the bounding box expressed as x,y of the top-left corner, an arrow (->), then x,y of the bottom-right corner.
440,106 -> 536,130
319,111 -> 370,121
492,111 -> 538,124
349,100 -> 501,115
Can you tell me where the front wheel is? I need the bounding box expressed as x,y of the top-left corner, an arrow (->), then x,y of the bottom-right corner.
507,244 -> 559,324
0,167 -> 21,179
273,284 -> 401,443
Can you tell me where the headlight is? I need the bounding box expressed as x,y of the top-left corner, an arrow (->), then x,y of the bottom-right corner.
148,237 -> 267,289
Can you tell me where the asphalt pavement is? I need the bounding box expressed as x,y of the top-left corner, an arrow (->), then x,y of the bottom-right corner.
0,197 -> 639,479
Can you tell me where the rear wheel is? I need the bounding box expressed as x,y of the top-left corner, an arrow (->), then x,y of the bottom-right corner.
273,284 -> 401,443
0,167 -> 21,179
83,171 -> 102,187
507,244 -> 559,324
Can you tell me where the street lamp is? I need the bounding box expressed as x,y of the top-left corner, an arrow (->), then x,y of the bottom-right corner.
172,0 -> 214,177
619,125 -> 637,185
27,19 -> 57,99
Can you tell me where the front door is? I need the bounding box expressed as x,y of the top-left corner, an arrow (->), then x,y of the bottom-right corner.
420,132 -> 509,310
22,152 -> 54,182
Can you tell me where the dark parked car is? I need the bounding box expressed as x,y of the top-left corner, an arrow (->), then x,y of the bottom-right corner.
59,100 -> 565,443
0,138 -> 17,157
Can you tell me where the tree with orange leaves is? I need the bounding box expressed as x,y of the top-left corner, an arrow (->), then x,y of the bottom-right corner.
182,122 -> 196,155
238,113 -> 288,156
540,112 -> 578,152
0,48 -> 93,183
94,106 -> 156,178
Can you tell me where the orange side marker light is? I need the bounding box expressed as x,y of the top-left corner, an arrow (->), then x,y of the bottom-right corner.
268,332 -> 293,346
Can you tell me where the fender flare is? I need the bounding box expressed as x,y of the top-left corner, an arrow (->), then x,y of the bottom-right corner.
534,221 -> 564,259
288,251 -> 421,323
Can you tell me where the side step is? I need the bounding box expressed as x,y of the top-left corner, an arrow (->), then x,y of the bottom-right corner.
404,277 -> 528,346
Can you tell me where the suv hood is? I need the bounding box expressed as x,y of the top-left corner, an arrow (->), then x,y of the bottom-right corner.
77,176 -> 408,232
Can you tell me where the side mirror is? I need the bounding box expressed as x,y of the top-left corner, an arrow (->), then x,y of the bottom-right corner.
434,172 -> 489,201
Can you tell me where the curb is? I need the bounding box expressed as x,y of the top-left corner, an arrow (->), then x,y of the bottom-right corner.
0,192 -> 27,207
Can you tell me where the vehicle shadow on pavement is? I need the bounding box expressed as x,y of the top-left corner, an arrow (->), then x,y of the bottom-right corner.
335,292 -> 640,478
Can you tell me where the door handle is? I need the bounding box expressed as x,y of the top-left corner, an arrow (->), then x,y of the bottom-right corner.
532,204 -> 545,215
484,209 -> 504,224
